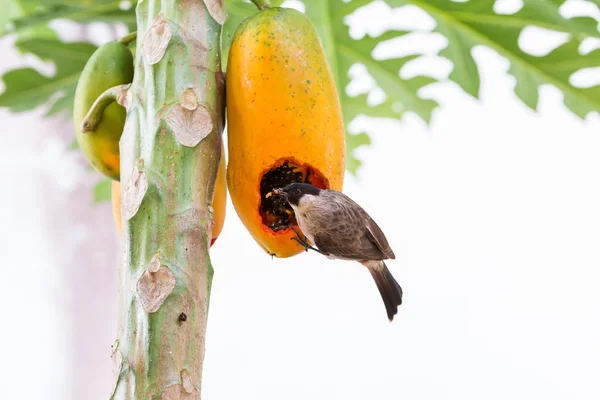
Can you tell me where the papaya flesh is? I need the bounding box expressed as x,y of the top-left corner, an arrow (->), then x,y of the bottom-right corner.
73,41 -> 134,181
111,144 -> 228,247
226,7 -> 345,258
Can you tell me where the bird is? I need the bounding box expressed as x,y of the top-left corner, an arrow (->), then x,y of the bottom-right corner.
272,182 -> 403,321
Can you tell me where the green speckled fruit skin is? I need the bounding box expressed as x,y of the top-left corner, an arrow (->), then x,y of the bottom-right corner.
73,41 -> 134,181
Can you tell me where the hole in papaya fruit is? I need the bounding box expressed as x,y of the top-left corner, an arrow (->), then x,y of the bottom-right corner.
259,159 -> 329,233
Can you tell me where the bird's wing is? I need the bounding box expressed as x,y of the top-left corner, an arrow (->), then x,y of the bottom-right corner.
314,229 -> 385,261
313,231 -> 353,259
364,216 -> 396,260
313,190 -> 394,261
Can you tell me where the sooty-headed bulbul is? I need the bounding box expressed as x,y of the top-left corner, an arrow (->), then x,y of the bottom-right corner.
273,183 -> 403,321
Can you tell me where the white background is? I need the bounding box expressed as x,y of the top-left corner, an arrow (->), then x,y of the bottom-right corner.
1,1 -> 600,399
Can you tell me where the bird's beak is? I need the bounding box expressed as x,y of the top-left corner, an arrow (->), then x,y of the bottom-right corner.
266,188 -> 286,199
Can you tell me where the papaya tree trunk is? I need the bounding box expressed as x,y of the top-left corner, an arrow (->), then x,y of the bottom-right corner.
111,1 -> 225,398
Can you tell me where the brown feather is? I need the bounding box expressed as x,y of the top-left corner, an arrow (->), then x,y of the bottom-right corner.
365,218 -> 395,259
302,190 -> 394,261
289,186 -> 402,320
363,260 -> 403,321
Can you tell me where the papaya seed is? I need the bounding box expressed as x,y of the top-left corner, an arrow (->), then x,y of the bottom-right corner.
259,160 -> 327,232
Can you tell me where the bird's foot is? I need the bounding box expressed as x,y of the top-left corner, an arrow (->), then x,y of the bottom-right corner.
291,228 -> 323,255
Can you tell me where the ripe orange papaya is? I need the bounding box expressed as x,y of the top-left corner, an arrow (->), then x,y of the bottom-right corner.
111,144 -> 227,247
73,41 -> 134,181
226,7 -> 345,258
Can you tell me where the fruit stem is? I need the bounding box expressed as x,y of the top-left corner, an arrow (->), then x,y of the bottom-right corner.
118,31 -> 137,46
250,0 -> 271,10
80,84 -> 130,133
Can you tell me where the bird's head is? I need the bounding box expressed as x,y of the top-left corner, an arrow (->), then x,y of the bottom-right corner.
273,182 -> 322,206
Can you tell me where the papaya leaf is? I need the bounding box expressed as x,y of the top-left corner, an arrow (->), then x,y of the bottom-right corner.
9,5 -> 78,33
386,0 -> 600,117
346,131 -> 371,175
71,8 -> 136,27
93,177 -> 112,203
37,0 -> 122,6
0,39 -> 97,114
17,38 -> 97,64
14,25 -> 57,44
0,0 -> 21,35
0,68 -> 65,112
344,95 -> 402,174
46,86 -> 75,117
6,1 -> 133,35
1,0 -> 60,37
303,0 -> 437,173
221,2 -> 256,69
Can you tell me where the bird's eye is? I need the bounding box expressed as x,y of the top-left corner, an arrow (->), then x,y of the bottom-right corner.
294,189 -> 301,195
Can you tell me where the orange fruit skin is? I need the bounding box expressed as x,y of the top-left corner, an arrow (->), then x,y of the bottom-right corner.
111,180 -> 122,236
111,144 -> 227,247
226,7 -> 345,258
210,145 -> 228,246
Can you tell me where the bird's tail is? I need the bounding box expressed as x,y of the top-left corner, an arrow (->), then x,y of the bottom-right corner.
363,260 -> 403,321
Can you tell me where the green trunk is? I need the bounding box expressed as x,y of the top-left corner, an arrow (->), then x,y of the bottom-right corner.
111,1 -> 225,399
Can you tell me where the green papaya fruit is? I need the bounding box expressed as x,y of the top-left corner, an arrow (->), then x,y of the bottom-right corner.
73,41 -> 134,181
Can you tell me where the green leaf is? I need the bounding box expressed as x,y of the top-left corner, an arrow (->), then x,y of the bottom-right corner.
37,0 -> 123,6
17,38 -> 97,63
222,2 -> 256,69
0,0 -> 21,35
0,68 -> 64,112
7,2 -> 133,35
343,95 -> 403,172
387,0 -> 600,117
93,178 -> 112,203
343,94 -> 404,123
346,131 -> 371,175
14,25 -> 57,43
303,0 -> 437,173
70,8 -> 136,27
0,39 -> 97,113
46,86 -> 76,117
10,5 -> 76,33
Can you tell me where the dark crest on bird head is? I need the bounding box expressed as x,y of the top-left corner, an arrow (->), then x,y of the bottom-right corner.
278,182 -> 321,205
